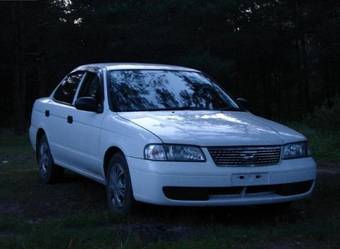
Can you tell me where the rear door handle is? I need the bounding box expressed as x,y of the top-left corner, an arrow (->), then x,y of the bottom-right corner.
67,115 -> 73,124
45,110 -> 50,117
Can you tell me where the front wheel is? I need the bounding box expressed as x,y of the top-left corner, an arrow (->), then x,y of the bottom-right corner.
106,153 -> 135,214
37,135 -> 64,184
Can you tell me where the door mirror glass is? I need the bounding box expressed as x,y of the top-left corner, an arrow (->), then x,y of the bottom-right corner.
75,97 -> 99,112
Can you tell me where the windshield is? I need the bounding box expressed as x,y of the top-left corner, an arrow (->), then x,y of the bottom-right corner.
108,70 -> 241,112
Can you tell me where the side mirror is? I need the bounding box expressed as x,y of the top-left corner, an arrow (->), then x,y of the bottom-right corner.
236,97 -> 248,110
75,97 -> 100,112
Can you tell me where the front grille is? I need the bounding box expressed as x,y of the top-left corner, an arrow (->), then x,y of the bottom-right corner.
208,146 -> 281,166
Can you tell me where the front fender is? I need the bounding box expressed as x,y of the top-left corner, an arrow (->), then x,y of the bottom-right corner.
99,113 -> 161,175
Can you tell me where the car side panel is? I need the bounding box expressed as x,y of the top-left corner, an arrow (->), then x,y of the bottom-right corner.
98,113 -> 162,178
31,98 -> 104,181
45,100 -> 78,166
70,110 -> 104,177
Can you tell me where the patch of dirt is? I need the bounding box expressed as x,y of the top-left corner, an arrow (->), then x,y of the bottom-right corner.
19,172 -> 106,218
0,201 -> 23,215
0,232 -> 15,238
268,243 -> 291,249
317,161 -> 340,175
318,168 -> 340,175
0,154 -> 34,165
267,241 -> 305,249
113,223 -> 199,242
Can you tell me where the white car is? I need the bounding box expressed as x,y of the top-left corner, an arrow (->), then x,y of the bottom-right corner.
29,63 -> 316,213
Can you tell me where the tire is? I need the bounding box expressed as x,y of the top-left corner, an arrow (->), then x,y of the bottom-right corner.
106,153 -> 135,214
37,134 -> 64,184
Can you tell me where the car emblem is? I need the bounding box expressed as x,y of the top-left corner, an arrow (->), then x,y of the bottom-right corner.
240,153 -> 255,161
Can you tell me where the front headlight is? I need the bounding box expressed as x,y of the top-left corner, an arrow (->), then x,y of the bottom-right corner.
282,141 -> 310,159
144,144 -> 205,161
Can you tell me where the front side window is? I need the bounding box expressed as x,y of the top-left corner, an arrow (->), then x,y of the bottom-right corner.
108,70 -> 240,112
78,72 -> 102,100
53,72 -> 83,104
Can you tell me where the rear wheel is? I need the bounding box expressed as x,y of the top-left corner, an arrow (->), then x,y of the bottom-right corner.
37,135 -> 64,184
106,153 -> 135,214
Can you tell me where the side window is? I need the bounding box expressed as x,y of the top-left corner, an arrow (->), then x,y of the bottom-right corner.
78,72 -> 102,101
53,72 -> 83,104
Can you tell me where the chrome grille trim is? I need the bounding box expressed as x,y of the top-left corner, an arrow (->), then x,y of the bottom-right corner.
208,146 -> 281,166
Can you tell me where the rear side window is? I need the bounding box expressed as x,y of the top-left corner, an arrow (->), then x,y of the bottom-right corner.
53,72 -> 84,104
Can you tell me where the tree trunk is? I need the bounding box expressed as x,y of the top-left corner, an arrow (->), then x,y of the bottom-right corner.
294,0 -> 310,115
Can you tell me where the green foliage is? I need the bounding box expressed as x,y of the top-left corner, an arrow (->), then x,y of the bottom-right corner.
303,96 -> 340,130
291,123 -> 340,163
1,0 -> 340,130
288,96 -> 340,162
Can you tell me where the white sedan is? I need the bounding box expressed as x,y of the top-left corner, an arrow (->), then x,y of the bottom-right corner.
29,63 -> 316,214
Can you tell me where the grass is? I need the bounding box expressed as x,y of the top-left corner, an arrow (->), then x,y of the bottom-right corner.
0,127 -> 340,249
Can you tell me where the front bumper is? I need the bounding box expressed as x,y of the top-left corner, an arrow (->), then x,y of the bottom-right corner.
126,151 -> 316,206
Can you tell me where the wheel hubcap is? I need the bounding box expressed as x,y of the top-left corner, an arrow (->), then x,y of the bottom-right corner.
109,163 -> 127,208
39,142 -> 50,176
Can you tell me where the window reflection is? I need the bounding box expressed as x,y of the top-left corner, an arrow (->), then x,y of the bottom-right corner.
108,70 -> 239,112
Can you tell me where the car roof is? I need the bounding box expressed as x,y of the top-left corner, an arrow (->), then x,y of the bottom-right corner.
72,63 -> 200,72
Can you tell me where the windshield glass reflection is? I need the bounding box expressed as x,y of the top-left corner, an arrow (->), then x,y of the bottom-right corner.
108,70 -> 240,112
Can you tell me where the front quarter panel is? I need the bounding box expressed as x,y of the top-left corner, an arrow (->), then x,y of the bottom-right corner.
99,113 -> 161,174
248,114 -> 307,144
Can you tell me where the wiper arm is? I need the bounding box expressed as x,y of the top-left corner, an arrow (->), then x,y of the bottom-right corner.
146,107 -> 204,111
217,107 -> 242,111
168,107 -> 203,111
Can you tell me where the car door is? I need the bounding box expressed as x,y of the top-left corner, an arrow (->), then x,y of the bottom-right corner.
47,71 -> 84,168
71,70 -> 105,177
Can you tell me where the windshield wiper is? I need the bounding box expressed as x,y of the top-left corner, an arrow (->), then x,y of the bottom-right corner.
216,107 -> 243,111
138,107 -> 243,112
146,107 -> 203,111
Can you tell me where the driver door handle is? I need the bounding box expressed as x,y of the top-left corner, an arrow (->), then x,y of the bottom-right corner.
67,115 -> 73,124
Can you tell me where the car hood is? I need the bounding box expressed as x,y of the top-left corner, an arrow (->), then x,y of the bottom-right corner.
118,111 -> 305,146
